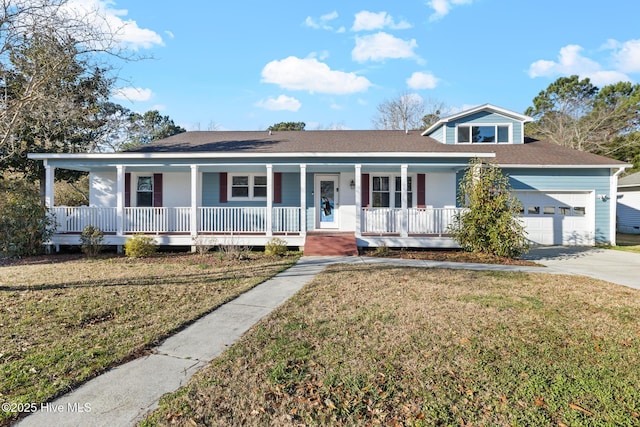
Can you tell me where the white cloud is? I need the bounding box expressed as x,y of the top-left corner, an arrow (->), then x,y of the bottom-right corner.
611,39 -> 640,73
529,44 -> 631,86
352,32 -> 418,63
407,71 -> 439,89
112,87 -> 153,102
351,11 -> 411,32
428,0 -> 474,21
261,56 -> 372,94
254,95 -> 302,112
64,0 -> 163,50
304,10 -> 344,32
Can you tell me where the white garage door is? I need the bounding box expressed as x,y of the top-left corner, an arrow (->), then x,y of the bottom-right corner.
514,191 -> 595,246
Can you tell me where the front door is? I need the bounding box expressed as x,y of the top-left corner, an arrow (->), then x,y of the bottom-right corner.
315,175 -> 339,229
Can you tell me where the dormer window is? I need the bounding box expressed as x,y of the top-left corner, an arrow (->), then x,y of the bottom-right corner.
457,124 -> 510,143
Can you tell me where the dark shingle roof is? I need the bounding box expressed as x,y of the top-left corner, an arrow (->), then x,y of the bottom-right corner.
126,130 -> 626,167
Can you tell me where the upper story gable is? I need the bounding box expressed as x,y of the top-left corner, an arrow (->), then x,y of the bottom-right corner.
422,104 -> 533,145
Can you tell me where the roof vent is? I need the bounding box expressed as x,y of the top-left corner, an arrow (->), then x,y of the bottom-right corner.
269,130 -> 272,136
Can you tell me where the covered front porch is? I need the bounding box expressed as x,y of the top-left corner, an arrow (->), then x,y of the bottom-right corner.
49,205 -> 462,248
34,154 -> 472,249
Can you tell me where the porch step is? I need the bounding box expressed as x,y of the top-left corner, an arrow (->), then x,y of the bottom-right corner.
303,232 -> 359,256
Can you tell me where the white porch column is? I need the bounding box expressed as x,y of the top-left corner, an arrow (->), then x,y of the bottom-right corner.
266,164 -> 273,237
355,164 -> 362,237
300,164 -> 306,236
400,164 -> 408,238
116,165 -> 125,237
44,163 -> 55,209
190,165 -> 198,239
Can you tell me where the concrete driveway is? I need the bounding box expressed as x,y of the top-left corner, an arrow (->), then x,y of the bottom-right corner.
524,247 -> 640,290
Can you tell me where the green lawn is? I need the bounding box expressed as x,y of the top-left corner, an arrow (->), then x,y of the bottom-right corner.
142,265 -> 640,426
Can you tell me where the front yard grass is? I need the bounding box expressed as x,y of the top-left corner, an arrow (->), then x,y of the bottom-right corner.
143,265 -> 640,426
0,252 -> 299,425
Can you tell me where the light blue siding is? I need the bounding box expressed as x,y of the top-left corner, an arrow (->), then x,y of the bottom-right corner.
429,125 -> 444,143
506,168 -> 612,243
455,167 -> 613,243
280,173 -> 301,206
202,172 -> 300,207
443,111 -> 523,145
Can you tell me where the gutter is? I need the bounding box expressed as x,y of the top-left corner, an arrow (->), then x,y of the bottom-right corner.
610,166 -> 627,246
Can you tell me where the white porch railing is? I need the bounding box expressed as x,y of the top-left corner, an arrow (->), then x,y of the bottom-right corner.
199,207 -> 267,233
124,207 -> 191,233
272,207 -> 302,233
51,207 -> 118,233
362,207 -> 462,235
51,206 -> 459,236
407,207 -> 460,234
50,206 -> 302,235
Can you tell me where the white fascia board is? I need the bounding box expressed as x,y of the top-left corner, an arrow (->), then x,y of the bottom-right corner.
497,164 -> 629,169
28,152 -> 496,161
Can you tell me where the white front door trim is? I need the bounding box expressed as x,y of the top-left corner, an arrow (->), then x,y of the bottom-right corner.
315,174 -> 340,229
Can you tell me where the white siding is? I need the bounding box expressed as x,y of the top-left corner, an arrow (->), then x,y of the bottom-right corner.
425,173 -> 457,207
163,173 -> 192,207
90,172 -> 117,208
617,188 -> 640,234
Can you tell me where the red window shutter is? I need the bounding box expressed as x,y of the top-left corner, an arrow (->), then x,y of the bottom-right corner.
219,172 -> 227,203
125,173 -> 131,207
274,172 -> 282,204
153,174 -> 163,207
361,173 -> 370,207
417,173 -> 426,208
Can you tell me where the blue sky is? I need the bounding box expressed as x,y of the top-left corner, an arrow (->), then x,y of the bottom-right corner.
76,0 -> 640,131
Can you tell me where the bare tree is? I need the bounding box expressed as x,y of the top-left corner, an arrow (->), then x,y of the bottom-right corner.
525,76 -> 640,156
373,92 -> 449,131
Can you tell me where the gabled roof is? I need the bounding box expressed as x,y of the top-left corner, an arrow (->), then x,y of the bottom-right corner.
422,103 -> 533,136
619,171 -> 640,188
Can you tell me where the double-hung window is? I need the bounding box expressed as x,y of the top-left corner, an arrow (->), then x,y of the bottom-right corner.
371,175 -> 414,208
137,176 -> 153,207
457,124 -> 510,143
394,176 -> 413,208
372,176 -> 390,207
229,173 -> 267,200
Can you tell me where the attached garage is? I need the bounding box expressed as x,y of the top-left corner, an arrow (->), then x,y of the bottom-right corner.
514,191 -> 595,245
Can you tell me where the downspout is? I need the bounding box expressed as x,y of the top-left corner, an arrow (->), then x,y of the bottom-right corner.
610,167 -> 627,246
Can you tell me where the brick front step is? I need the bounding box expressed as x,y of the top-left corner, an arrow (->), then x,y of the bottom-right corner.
303,232 -> 359,256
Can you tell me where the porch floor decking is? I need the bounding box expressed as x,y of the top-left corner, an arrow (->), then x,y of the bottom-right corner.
303,232 -> 359,256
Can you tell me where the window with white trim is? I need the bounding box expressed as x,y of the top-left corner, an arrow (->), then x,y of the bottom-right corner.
137,176 -> 153,207
229,173 -> 267,200
394,176 -> 413,208
371,175 -> 415,208
457,124 -> 510,143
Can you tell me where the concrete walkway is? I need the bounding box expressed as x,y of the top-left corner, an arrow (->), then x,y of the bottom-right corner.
525,246 -> 640,290
15,253 -> 624,426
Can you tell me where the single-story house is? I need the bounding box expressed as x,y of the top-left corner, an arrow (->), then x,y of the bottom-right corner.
617,171 -> 640,234
28,104 -> 629,251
